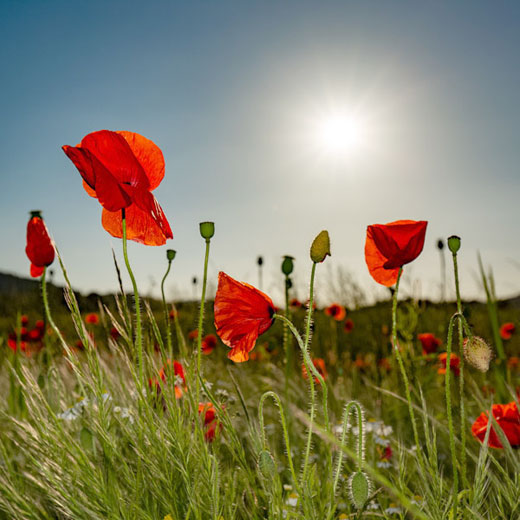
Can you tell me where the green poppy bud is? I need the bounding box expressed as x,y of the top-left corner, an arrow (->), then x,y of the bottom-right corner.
257,449 -> 276,479
348,471 -> 371,509
281,255 -> 294,275
463,336 -> 493,372
199,221 -> 215,240
310,230 -> 331,263
437,239 -> 444,250
447,235 -> 461,254
166,249 -> 176,262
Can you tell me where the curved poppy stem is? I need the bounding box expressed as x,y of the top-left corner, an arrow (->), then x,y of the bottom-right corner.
392,267 -> 425,474
121,209 -> 143,383
41,267 -> 67,350
195,237 -> 211,405
160,257 -> 173,359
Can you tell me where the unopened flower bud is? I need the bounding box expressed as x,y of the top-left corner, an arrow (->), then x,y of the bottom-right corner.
310,230 -> 331,263
463,336 -> 493,372
437,239 -> 444,250
257,256 -> 263,266
348,471 -> 371,509
30,210 -> 43,219
199,221 -> 215,240
166,249 -> 176,262
447,235 -> 461,254
281,255 -> 294,276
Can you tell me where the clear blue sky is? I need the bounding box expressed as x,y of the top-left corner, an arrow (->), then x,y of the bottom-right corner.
1,1 -> 519,304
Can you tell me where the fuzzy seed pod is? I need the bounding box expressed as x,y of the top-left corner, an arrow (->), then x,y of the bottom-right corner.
348,470 -> 371,509
310,230 -> 331,263
463,336 -> 493,372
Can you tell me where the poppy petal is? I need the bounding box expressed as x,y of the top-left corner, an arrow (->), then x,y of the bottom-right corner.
117,131 -> 165,191
30,264 -> 44,278
101,203 -> 171,246
364,229 -> 400,286
132,189 -> 173,240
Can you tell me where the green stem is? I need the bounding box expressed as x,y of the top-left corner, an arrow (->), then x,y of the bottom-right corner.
121,209 -> 143,383
452,251 -> 468,490
445,313 -> 460,512
41,267 -> 67,348
283,276 -> 291,404
391,267 -> 425,473
195,238 -> 211,405
160,259 -> 173,358
259,391 -> 301,495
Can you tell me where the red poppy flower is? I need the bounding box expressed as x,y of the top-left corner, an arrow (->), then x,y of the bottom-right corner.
198,402 -> 223,442
290,298 -> 302,308
156,359 -> 186,399
188,329 -> 199,341
380,445 -> 393,461
508,356 -> 519,370
201,334 -> 217,355
35,320 -> 45,330
62,130 -> 173,246
85,313 -> 100,325
324,303 -> 346,322
344,318 -> 354,333
109,327 -> 120,340
365,220 -> 427,286
214,272 -> 275,362
378,357 -> 391,372
25,211 -> 55,278
20,315 -> 29,326
418,333 -> 442,355
302,358 -> 328,384
168,308 -> 177,320
438,352 -> 460,377
471,401 -> 520,449
500,322 -> 515,340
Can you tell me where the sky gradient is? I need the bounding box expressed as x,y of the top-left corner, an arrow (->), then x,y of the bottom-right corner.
1,1 -> 519,305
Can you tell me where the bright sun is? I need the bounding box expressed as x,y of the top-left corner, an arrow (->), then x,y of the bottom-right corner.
314,113 -> 365,156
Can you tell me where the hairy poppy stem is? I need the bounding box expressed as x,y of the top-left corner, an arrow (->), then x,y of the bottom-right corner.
121,209 -> 143,383
41,267 -> 67,349
445,313 -> 460,514
450,248 -> 468,490
392,267 -> 425,474
160,258 -> 174,358
195,237 -> 211,405
283,275 -> 291,404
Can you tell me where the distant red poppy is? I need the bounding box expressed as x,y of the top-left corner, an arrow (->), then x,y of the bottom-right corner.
438,352 -> 460,377
201,334 -> 217,355
500,322 -> 515,340
418,333 -> 442,355
35,320 -> 45,330
302,358 -> 328,384
508,356 -> 519,370
471,401 -> 520,449
380,445 -> 393,461
109,327 -> 120,340
290,298 -> 302,308
378,357 -> 391,372
85,313 -> 100,325
25,211 -> 55,278
198,402 -> 222,441
214,272 -> 275,362
344,318 -> 354,333
188,329 -> 199,340
168,308 -> 177,320
63,130 -> 173,246
365,220 -> 427,286
325,303 -> 346,322
20,315 -> 29,326
149,359 -> 186,399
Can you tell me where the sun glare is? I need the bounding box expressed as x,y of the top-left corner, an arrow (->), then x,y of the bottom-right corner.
315,114 -> 365,156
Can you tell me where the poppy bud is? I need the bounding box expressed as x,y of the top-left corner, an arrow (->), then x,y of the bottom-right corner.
447,235 -> 461,254
437,239 -> 445,250
310,230 -> 331,263
463,336 -> 493,372
281,255 -> 294,276
348,471 -> 371,509
199,221 -> 215,240
257,256 -> 263,266
166,249 -> 176,262
257,449 -> 276,479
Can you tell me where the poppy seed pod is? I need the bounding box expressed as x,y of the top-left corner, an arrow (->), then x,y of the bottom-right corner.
310,230 -> 331,263
166,249 -> 176,261
437,239 -> 445,250
463,336 -> 493,372
281,255 -> 294,276
199,221 -> 215,240
447,235 -> 461,253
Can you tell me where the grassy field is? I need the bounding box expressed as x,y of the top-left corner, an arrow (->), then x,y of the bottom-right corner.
0,248 -> 519,520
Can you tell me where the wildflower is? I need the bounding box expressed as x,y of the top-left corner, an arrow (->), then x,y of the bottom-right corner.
302,358 -> 327,384
62,130 -> 173,245
377,445 -> 393,468
25,211 -> 55,277
378,357 -> 391,372
471,401 -> 520,449
188,329 -> 199,340
324,303 -> 346,321
365,220 -> 427,286
149,359 -> 186,399
198,402 -> 222,441
508,356 -> 519,370
500,322 -> 515,340
201,334 -> 217,355
85,313 -> 99,325
20,315 -> 29,326
109,327 -> 120,340
344,318 -> 354,333
289,298 -> 302,308
168,308 -> 177,320
418,332 -> 442,355
385,504 -> 403,515
214,272 -> 275,362
438,352 -> 460,376
463,336 -> 493,372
